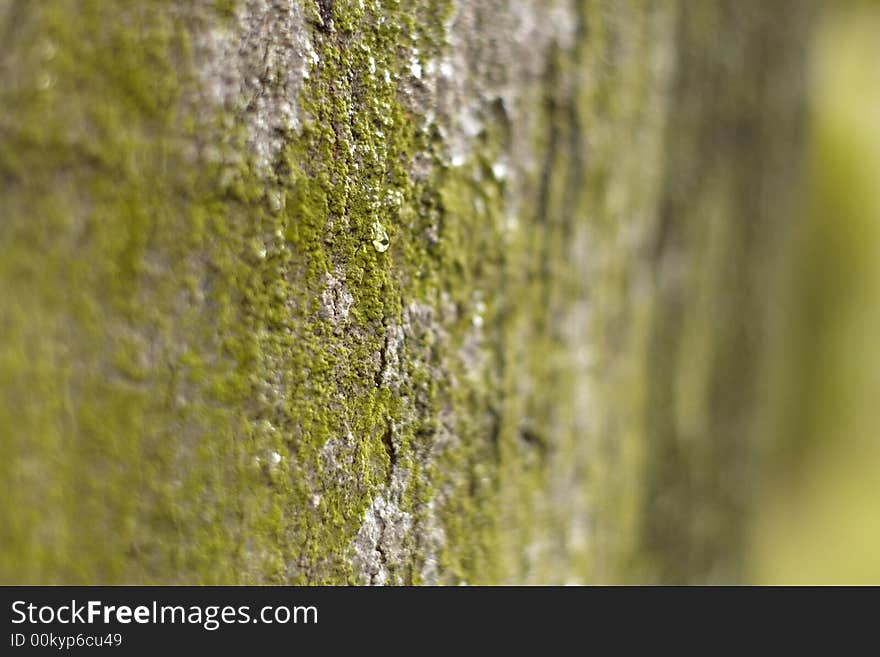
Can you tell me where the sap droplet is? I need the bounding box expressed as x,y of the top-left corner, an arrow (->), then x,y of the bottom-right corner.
371,220 -> 390,252
491,162 -> 508,180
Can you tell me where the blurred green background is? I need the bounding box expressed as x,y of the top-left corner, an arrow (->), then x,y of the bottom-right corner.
750,0 -> 880,583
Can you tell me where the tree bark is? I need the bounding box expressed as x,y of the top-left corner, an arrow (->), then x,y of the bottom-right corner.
0,0 -> 811,584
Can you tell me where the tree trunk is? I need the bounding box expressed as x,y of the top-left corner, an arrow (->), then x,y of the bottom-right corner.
0,0 -> 811,584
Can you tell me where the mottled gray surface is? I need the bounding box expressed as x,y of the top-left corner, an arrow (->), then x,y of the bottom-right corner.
185,0 -> 810,584
0,0 -> 812,584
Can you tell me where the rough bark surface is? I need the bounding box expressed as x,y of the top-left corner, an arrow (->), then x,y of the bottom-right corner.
0,0 -> 810,583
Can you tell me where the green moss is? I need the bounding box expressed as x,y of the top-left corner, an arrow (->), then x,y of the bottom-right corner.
0,0 -> 483,584
0,0 -> 806,585
0,0 -> 642,585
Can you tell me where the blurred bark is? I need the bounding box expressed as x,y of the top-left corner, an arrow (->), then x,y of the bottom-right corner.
0,0 -> 811,583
